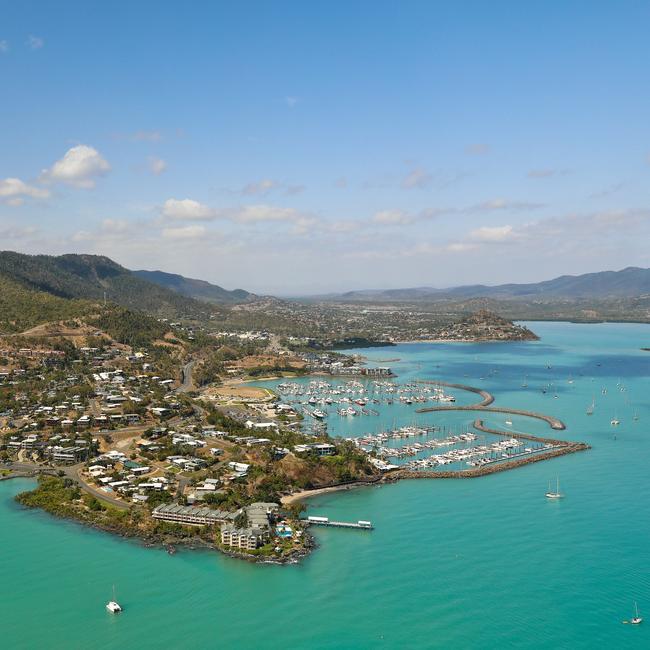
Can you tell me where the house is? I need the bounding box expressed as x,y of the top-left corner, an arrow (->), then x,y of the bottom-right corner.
227,461 -> 250,474
293,443 -> 336,457
244,420 -> 278,431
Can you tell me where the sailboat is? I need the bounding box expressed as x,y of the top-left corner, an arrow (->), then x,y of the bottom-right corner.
611,411 -> 620,426
586,397 -> 595,416
623,601 -> 643,625
106,585 -> 122,613
545,477 -> 564,499
521,375 -> 528,388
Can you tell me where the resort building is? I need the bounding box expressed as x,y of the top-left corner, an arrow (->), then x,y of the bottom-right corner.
220,526 -> 269,550
151,503 -> 237,526
49,445 -> 87,464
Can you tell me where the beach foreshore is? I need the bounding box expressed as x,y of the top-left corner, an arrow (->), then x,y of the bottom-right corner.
281,479 -> 382,505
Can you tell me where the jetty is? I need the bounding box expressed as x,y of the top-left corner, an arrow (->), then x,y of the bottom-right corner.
303,516 -> 373,530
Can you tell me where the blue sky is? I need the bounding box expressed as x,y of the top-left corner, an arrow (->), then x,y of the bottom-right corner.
1,1 -> 649,294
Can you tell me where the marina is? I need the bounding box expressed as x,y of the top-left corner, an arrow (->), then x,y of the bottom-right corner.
270,373 -> 583,476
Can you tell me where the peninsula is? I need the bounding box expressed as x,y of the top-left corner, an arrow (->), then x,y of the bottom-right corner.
0,252 -> 588,563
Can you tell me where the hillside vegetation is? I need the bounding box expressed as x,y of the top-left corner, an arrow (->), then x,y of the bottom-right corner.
0,275 -> 92,333
0,251 -> 217,319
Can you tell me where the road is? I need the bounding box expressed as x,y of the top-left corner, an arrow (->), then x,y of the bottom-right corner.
6,461 -> 131,510
177,359 -> 196,393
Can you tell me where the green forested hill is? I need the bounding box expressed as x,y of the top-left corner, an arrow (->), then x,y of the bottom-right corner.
0,275 -> 92,333
0,251 -> 217,319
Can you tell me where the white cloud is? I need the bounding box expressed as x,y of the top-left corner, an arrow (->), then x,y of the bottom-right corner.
148,157 -> 167,175
285,96 -> 299,108
241,179 -> 278,196
162,225 -> 207,240
0,40 -> 8,53
161,198 -> 314,227
469,225 -> 516,242
238,179 -> 305,196
162,198 -> 216,221
402,167 -> 433,189
470,198 -> 544,211
0,177 -> 50,204
372,210 -> 413,225
371,207 -> 447,226
41,145 -> 110,188
0,224 -> 38,239
27,35 -> 44,50
234,204 -> 303,223
445,242 -> 478,253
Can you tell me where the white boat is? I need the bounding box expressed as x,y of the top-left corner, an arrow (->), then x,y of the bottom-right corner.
106,586 -> 122,613
545,478 -> 564,499
624,601 -> 643,625
505,419 -> 513,426
586,396 -> 595,416
611,414 -> 620,426
311,409 -> 326,419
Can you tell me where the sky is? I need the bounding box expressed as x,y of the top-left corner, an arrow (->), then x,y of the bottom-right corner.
1,1 -> 649,295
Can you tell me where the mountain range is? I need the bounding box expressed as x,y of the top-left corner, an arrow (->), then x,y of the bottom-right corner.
323,267 -> 650,302
133,269 -> 253,304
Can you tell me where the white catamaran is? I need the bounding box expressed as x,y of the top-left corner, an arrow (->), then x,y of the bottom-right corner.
106,586 -> 122,613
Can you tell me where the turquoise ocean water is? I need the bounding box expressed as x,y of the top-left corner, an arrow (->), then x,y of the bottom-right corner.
1,322 -> 649,649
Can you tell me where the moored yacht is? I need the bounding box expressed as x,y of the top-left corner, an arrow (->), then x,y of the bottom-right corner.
545,477 -> 564,499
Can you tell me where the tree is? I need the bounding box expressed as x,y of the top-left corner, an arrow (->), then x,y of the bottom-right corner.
287,502 -> 306,521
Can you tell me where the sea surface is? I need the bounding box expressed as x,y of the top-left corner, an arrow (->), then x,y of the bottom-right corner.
1,322 -> 649,649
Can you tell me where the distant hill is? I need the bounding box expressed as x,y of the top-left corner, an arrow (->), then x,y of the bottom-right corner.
0,251 -> 215,319
133,269 -> 253,304
328,267 -> 650,302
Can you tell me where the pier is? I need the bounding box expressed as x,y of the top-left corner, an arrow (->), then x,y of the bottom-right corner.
303,516 -> 373,530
